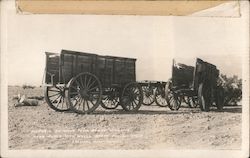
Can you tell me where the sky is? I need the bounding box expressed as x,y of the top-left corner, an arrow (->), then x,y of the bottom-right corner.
3,1 -> 249,86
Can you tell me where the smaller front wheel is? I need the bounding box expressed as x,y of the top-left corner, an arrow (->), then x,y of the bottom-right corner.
45,86 -> 69,112
120,82 -> 143,112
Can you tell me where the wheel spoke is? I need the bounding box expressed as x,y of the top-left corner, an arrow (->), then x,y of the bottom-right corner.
49,89 -> 60,92
149,95 -> 154,99
86,76 -> 92,88
75,79 -> 83,89
134,97 -> 140,101
80,76 -> 85,89
89,100 -> 95,107
55,96 -> 62,108
50,94 -> 61,103
86,101 -> 90,110
88,86 -> 99,92
82,99 -> 86,111
132,100 -> 138,108
133,88 -> 139,94
48,92 -> 60,98
111,100 -> 116,105
88,80 -> 97,89
74,97 -> 82,108
131,101 -> 135,109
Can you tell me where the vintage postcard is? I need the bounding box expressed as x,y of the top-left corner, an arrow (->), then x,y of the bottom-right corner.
1,0 -> 249,158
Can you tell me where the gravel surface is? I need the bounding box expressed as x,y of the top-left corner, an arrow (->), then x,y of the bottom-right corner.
8,86 -> 242,150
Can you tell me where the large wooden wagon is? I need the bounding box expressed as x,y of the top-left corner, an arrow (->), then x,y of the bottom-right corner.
44,50 -> 143,114
167,58 -> 225,111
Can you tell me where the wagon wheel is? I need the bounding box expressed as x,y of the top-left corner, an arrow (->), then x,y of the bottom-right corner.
45,86 -> 70,112
142,86 -> 155,106
187,96 -> 198,108
155,87 -> 168,107
167,91 -> 181,111
101,95 -> 119,109
198,83 -> 211,112
120,82 -> 143,112
66,72 -> 102,114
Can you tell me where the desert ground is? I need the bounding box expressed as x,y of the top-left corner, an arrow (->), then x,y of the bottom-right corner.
8,86 -> 241,150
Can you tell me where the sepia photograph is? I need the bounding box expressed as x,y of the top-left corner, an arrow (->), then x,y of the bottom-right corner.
1,0 -> 249,158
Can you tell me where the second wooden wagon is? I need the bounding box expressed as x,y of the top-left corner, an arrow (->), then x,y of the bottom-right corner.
166,58 -> 225,111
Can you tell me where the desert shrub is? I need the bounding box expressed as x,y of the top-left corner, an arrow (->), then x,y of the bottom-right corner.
22,84 -> 35,89
219,74 -> 242,105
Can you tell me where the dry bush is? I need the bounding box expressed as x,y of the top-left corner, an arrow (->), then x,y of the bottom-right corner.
219,74 -> 242,105
22,84 -> 35,89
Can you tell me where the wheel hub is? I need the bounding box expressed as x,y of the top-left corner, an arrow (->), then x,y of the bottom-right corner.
80,88 -> 89,98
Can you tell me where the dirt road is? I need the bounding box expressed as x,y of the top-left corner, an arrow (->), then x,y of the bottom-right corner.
8,86 -> 241,150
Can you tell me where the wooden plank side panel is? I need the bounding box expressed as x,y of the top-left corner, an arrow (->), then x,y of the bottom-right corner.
61,50 -> 99,84
45,54 -> 60,84
193,58 -> 219,90
113,58 -> 126,85
61,53 -> 75,84
112,58 -> 136,86
76,55 -> 94,75
124,59 -> 136,83
59,50 -> 137,87
105,58 -> 114,86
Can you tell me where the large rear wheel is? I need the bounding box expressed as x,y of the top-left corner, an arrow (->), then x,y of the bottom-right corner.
66,72 -> 102,114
